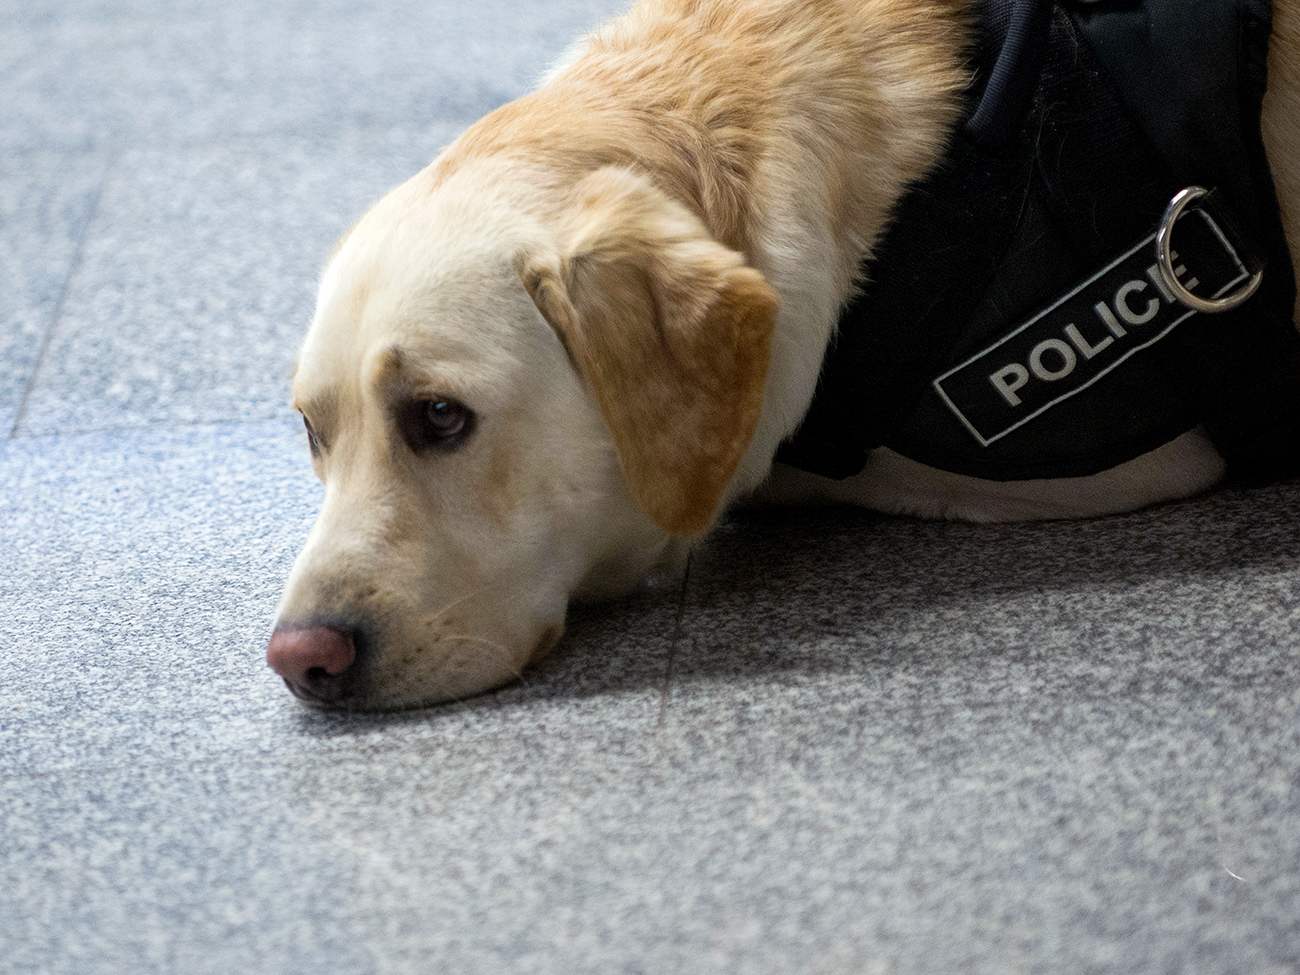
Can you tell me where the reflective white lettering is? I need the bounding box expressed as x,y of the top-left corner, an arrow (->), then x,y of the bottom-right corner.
1146,255 -> 1199,304
1146,264 -> 1177,303
1115,279 -> 1159,325
1093,300 -> 1127,337
1064,323 -> 1114,360
989,363 -> 1031,406
1029,339 -> 1077,381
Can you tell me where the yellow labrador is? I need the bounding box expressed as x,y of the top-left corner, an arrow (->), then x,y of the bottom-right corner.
269,0 -> 1300,709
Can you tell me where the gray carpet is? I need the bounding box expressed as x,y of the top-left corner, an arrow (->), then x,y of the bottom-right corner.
3,2 -> 1299,973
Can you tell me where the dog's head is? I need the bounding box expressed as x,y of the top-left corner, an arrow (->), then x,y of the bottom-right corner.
269,162 -> 778,709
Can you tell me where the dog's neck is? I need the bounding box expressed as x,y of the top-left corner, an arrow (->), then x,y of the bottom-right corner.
431,0 -> 971,500
443,0 -> 967,256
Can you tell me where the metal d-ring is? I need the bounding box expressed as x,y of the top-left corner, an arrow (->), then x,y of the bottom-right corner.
1155,185 -> 1263,314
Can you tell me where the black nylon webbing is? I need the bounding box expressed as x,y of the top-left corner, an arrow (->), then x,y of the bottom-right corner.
773,3 -> 1035,478
777,0 -> 1300,484
771,137 -> 1029,479
1074,0 -> 1300,482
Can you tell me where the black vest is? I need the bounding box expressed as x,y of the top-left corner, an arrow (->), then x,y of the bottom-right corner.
776,0 -> 1300,483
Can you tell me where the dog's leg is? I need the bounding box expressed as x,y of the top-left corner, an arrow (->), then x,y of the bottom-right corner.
1264,0 -> 1300,327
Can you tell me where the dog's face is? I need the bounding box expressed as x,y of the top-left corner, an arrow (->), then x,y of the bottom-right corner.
270,163 -> 778,709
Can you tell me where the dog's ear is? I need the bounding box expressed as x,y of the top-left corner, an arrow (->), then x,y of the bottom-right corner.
519,166 -> 778,536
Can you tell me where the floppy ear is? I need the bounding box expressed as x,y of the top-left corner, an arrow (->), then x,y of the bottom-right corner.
519,166 -> 779,536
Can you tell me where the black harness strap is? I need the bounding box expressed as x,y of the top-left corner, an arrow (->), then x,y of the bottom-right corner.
965,0 -> 1053,150
1076,0 -> 1300,482
776,0 -> 1300,484
772,3 -> 1037,479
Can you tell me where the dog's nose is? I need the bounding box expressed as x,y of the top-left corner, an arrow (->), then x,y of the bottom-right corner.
267,625 -> 357,703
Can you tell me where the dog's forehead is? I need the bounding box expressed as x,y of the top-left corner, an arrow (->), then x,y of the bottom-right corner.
294,182 -> 549,406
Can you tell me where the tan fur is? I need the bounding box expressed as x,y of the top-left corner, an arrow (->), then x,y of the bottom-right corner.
439,0 -> 969,530
519,166 -> 779,535
277,0 -> 1300,709
442,0 -> 968,260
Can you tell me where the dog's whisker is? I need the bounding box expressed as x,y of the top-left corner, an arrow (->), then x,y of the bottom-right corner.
420,586 -> 494,630
266,0 -> 1291,717
440,633 -> 531,685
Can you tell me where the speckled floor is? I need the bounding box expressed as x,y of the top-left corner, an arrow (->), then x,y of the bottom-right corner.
3,3 -> 1300,973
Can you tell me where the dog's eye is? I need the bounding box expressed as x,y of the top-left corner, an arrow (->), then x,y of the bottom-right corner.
303,415 -> 322,457
397,397 -> 475,453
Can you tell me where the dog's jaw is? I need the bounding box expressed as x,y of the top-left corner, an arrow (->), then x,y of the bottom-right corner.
275,0 -> 974,708
278,169 -> 683,708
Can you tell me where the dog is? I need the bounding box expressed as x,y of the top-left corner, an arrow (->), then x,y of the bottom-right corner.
267,0 -> 1300,710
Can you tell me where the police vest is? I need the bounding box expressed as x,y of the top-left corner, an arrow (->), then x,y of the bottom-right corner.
776,0 -> 1300,484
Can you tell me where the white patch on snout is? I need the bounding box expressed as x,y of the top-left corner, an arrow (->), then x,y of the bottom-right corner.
282,166 -> 675,708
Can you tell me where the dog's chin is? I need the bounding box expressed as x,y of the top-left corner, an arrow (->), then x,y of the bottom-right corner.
284,674 -> 517,713
283,625 -> 565,713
